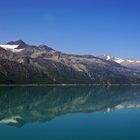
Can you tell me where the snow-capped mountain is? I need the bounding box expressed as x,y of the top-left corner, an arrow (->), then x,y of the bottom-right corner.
100,55 -> 140,69
0,40 -> 140,84
0,44 -> 24,52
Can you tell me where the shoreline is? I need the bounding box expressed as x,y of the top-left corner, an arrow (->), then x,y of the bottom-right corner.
0,84 -> 140,87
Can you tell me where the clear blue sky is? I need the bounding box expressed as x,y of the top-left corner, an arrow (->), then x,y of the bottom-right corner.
0,0 -> 140,58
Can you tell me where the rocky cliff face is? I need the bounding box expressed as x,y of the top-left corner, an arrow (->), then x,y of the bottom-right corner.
0,40 -> 140,84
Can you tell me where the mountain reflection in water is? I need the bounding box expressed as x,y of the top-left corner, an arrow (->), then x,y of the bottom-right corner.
0,85 -> 140,127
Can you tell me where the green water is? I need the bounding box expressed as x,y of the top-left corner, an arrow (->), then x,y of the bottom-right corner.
0,86 -> 140,140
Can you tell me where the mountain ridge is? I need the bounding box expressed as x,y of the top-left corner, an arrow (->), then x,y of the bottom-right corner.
0,40 -> 140,84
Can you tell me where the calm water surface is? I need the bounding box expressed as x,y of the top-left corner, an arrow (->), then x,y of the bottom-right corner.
0,86 -> 140,140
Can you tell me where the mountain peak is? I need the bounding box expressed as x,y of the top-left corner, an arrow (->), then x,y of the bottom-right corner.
7,40 -> 25,45
99,54 -> 113,61
7,40 -> 28,49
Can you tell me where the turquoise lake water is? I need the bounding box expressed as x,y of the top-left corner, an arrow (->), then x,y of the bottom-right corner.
0,86 -> 140,140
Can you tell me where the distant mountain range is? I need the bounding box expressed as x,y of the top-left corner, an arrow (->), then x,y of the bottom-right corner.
0,40 -> 140,84
100,55 -> 140,70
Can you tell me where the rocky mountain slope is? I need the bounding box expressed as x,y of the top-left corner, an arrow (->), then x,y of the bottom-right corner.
0,40 -> 140,84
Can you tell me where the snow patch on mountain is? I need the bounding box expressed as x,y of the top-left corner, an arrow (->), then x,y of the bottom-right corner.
114,58 -> 124,63
126,59 -> 134,63
136,60 -> 140,63
0,44 -> 24,52
106,55 -> 111,60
